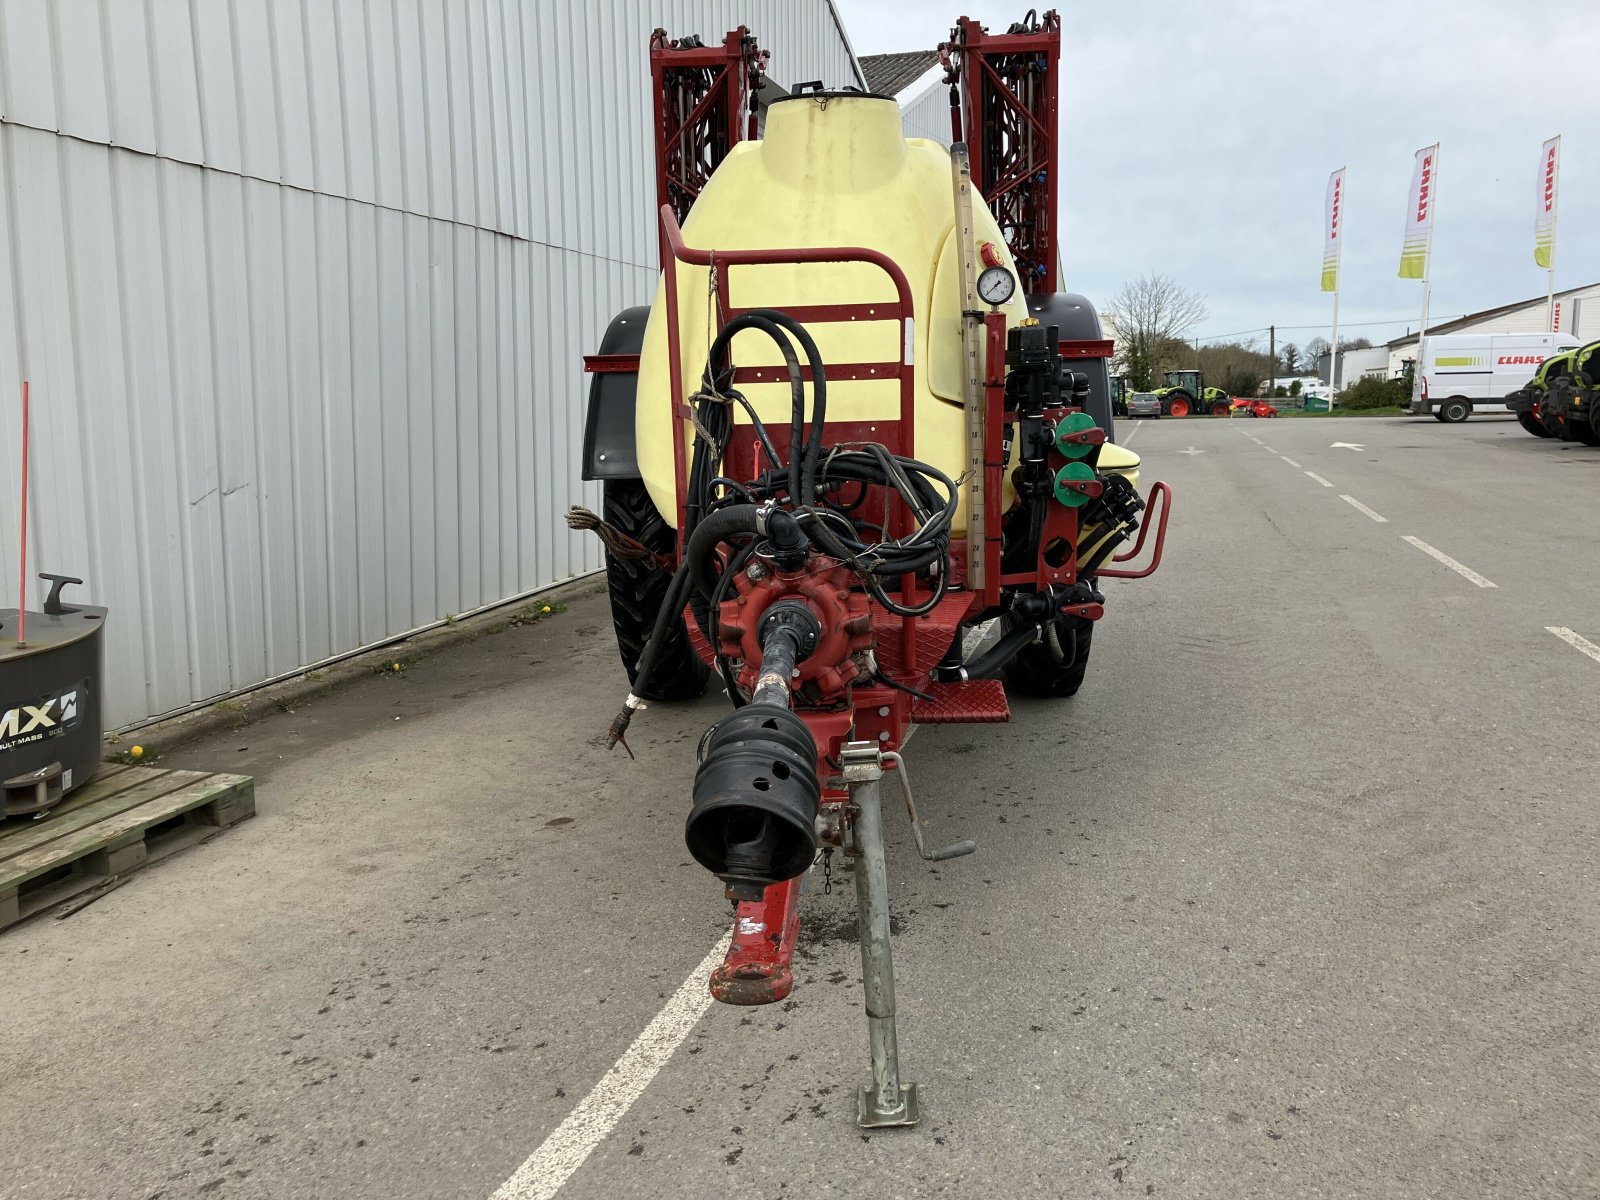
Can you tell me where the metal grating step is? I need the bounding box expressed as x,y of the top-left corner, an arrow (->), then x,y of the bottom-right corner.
910,679 -> 1010,724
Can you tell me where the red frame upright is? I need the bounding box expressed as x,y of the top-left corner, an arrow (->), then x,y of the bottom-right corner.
649,28 -> 768,228
943,13 -> 1062,294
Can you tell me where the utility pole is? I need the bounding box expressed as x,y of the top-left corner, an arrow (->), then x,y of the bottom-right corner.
1268,324 -> 1276,398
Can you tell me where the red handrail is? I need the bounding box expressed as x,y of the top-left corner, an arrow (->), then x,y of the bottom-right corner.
1099,480 -> 1173,579
657,204 -> 919,521
659,205 -> 914,308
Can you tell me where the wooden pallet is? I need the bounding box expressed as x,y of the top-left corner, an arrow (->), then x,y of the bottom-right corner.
0,764 -> 255,931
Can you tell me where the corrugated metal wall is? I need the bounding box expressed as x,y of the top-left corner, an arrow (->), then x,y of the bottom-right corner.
900,79 -> 955,145
0,0 -> 861,728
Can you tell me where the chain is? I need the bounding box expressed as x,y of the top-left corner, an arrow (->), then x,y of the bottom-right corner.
822,847 -> 834,896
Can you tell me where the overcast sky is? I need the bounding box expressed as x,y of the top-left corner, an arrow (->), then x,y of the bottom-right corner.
834,0 -> 1600,352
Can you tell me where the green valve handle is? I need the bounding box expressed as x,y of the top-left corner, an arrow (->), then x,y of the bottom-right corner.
1053,461 -> 1096,507
1054,412 -> 1099,459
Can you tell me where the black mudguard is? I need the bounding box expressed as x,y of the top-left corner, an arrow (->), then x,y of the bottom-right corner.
581,306 -> 650,481
1025,292 -> 1116,440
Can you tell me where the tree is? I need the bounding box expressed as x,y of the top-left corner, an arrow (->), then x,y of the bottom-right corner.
1280,342 -> 1301,374
1103,274 -> 1208,390
1339,336 -> 1372,351
1149,335 -> 1196,385
1338,376 -> 1408,410
1303,336 -> 1331,377
1194,338 -> 1276,399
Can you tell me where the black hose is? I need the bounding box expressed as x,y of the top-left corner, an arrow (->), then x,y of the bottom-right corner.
709,539 -> 758,707
696,313 -> 811,512
1076,521 -> 1133,575
629,558 -> 697,700
721,393 -> 784,481
872,670 -> 936,703
739,308 -> 829,504
708,476 -> 756,503
935,618 -> 1044,682
634,510 -> 798,707
685,504 -> 763,601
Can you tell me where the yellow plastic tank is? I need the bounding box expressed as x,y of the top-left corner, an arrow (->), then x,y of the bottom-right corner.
633,91 -> 1136,530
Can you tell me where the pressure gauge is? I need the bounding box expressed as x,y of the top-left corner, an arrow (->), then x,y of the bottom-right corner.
977,264 -> 1016,307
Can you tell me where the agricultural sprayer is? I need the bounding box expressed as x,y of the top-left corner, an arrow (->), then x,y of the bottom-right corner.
574,13 -> 1171,1128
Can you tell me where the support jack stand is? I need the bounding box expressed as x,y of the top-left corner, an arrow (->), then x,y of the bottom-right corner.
839,741 -> 918,1127
839,739 -> 977,1128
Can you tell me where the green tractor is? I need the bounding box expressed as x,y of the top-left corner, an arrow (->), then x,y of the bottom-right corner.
1111,374 -> 1131,417
1538,340 -> 1600,445
1506,350 -> 1576,439
1151,369 -> 1231,417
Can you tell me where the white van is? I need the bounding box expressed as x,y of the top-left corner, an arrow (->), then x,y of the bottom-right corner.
1409,332 -> 1582,422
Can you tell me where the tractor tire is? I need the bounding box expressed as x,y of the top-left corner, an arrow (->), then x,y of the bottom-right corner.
1573,418 -> 1600,447
1002,619 -> 1095,699
601,480 -> 709,701
1210,400 -> 1230,416
1517,411 -> 1553,438
1439,397 -> 1471,423
1165,391 -> 1194,418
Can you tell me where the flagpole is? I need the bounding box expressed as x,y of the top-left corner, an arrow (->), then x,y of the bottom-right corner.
1544,135 -> 1560,331
1420,145 -> 1439,341
1329,167 -> 1344,407
1329,288 -> 1341,405
1322,167 -> 1345,408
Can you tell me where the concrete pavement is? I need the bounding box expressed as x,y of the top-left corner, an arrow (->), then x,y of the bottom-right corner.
2,413 -> 1596,1199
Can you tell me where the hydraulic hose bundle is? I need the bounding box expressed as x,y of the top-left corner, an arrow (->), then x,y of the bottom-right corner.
607,309 -> 955,748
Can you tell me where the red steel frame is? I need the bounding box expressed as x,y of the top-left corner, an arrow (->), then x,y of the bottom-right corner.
943,12 -> 1061,294
649,28 -> 768,227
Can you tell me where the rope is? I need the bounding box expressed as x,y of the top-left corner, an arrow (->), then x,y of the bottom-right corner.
565,506 -> 666,566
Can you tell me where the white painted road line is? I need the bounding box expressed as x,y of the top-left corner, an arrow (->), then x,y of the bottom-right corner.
1339,495 -> 1388,523
1120,421 -> 1140,444
1260,445 -> 1276,452
1401,536 -> 1498,589
1305,471 -> 1334,487
491,932 -> 733,1200
1547,627 -> 1600,664
1280,456 -> 1302,467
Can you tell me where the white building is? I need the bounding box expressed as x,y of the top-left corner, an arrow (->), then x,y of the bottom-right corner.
1384,280 -> 1599,377
0,1 -> 862,729
1313,346 -> 1391,388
